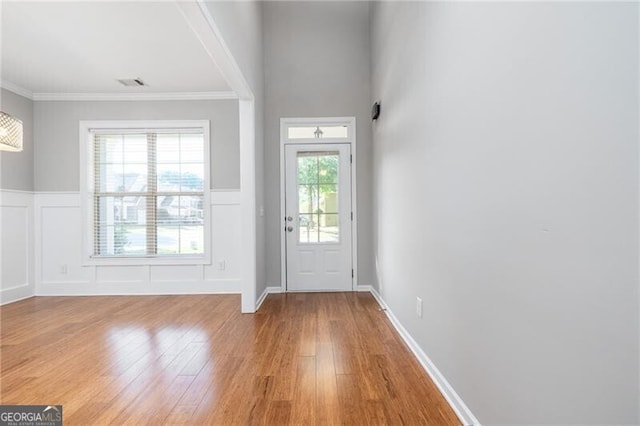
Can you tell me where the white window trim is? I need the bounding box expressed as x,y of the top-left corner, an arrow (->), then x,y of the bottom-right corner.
279,116 -> 358,290
79,120 -> 212,266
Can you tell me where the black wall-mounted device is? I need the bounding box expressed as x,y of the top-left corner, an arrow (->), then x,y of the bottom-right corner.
372,101 -> 381,120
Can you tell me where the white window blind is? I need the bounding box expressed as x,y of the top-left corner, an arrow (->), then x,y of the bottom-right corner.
89,128 -> 206,258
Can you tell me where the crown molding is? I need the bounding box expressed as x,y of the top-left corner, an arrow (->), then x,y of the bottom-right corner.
0,80 -> 237,102
32,91 -> 238,102
0,81 -> 35,100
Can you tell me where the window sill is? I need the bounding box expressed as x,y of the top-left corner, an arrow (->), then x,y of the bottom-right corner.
83,255 -> 211,267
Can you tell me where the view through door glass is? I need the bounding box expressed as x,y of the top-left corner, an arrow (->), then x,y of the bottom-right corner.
284,142 -> 352,292
297,151 -> 339,243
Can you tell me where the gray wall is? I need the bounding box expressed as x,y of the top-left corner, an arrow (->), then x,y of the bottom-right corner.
0,88 -> 33,191
371,2 -> 639,424
263,1 -> 373,287
33,99 -> 239,191
205,0 -> 266,297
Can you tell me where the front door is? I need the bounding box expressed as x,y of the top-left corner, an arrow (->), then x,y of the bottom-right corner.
284,144 -> 352,291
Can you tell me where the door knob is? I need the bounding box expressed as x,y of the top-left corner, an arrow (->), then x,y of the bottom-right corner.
287,226 -> 293,232
287,216 -> 293,222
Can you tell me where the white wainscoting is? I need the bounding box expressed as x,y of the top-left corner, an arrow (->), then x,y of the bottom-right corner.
0,190 -> 35,305
34,191 -> 242,296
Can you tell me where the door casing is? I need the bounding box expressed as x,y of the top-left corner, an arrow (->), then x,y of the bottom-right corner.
279,117 -> 358,291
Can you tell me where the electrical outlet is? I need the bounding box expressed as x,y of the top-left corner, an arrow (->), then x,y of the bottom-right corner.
59,264 -> 68,274
416,297 -> 423,318
217,260 -> 226,271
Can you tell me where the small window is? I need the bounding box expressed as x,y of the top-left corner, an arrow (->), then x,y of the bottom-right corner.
287,125 -> 348,140
81,120 -> 210,264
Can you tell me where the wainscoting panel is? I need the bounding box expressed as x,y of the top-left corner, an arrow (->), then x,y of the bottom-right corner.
39,195 -> 90,286
149,265 -> 201,282
205,202 -> 242,280
0,190 -> 34,305
34,191 -> 242,296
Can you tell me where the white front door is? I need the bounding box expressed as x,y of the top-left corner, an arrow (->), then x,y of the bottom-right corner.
284,144 -> 352,291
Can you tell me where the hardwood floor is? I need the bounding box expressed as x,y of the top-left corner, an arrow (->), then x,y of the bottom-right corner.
0,293 -> 459,425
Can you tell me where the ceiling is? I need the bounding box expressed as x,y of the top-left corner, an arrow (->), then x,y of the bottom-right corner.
1,1 -> 232,99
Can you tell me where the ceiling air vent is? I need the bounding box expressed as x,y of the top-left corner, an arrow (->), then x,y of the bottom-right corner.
117,78 -> 146,87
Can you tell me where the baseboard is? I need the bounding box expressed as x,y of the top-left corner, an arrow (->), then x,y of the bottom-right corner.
356,284 -> 372,292
368,286 -> 387,308
0,284 -> 34,306
255,287 -> 269,311
255,286 -> 283,311
369,287 -> 480,426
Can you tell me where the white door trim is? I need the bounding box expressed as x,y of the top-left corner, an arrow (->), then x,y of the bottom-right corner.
279,117 -> 358,292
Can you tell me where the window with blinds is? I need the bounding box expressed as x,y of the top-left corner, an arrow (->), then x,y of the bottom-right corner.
84,121 -> 209,261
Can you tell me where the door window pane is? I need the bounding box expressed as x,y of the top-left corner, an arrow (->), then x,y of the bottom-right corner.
298,214 -> 317,244
297,154 -> 318,184
298,184 -> 317,214
320,184 -> 338,214
297,151 -> 340,243
318,214 -> 339,243
318,156 -> 338,183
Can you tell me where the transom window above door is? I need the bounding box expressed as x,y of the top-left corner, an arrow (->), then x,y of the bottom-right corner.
288,125 -> 348,139
282,118 -> 353,142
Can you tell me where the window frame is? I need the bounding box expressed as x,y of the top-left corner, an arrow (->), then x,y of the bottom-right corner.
79,120 -> 211,266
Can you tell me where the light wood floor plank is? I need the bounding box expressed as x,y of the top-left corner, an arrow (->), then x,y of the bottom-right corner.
1,293 -> 459,425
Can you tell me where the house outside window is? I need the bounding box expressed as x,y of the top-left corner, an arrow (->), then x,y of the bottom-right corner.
80,120 -> 211,265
